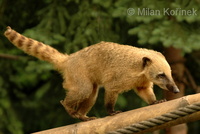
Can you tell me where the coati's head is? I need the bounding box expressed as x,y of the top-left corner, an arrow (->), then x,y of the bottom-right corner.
142,55 -> 180,94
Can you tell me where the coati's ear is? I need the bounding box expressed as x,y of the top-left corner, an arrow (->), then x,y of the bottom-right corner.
142,57 -> 152,68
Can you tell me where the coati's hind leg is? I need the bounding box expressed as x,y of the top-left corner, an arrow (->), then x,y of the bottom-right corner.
76,84 -> 99,121
60,91 -> 81,119
61,80 -> 98,121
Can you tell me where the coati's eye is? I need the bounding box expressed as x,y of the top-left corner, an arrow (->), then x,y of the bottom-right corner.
157,73 -> 166,79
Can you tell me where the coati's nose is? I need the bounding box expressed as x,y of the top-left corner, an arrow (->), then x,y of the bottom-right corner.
173,86 -> 180,94
166,84 -> 180,94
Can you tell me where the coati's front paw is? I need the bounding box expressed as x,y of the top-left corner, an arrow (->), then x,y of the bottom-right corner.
79,116 -> 97,121
151,99 -> 167,105
109,110 -> 122,116
81,116 -> 97,121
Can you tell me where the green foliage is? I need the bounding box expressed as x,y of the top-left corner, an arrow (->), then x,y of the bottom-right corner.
0,0 -> 200,134
0,81 -> 23,134
23,0 -> 120,53
127,0 -> 200,52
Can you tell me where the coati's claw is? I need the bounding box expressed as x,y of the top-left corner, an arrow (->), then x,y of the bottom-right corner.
151,99 -> 167,105
80,116 -> 97,121
109,111 -> 122,116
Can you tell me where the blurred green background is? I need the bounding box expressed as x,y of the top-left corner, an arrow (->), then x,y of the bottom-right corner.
0,0 -> 200,134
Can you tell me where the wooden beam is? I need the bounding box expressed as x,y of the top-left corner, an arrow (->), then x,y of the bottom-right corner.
32,93 -> 200,134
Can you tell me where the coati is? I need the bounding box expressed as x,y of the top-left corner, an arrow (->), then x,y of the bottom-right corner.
4,26 -> 179,121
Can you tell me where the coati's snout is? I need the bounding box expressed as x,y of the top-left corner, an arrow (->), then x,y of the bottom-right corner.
156,81 -> 180,94
166,84 -> 180,93
153,73 -> 180,94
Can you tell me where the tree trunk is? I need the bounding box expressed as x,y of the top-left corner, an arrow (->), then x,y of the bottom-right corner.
164,47 -> 187,134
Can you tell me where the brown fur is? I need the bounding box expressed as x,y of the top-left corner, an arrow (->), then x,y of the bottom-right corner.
4,26 -> 179,121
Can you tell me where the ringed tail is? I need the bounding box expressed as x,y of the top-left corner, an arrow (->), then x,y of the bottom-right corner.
4,26 -> 67,69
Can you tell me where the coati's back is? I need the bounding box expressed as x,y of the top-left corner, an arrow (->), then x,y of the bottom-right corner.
67,41 -> 164,70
